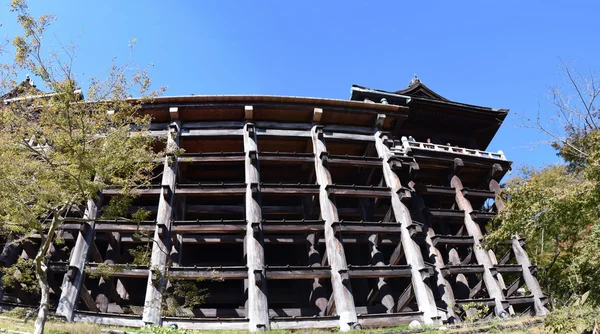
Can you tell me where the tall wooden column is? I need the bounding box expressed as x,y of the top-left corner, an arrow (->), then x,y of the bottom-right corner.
374,132 -> 439,324
488,165 -> 548,316
311,125 -> 358,331
243,118 -> 270,331
408,184 -> 459,323
449,165 -> 508,318
142,120 -> 180,325
56,196 -> 102,321
303,197 -> 328,315
360,199 -> 395,313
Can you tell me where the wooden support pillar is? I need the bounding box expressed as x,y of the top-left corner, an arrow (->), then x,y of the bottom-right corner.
56,196 -> 102,321
307,233 -> 328,315
95,233 -> 123,312
311,125 -> 359,331
449,162 -> 508,318
487,165 -> 548,316
170,196 -> 186,267
244,120 -> 270,332
374,132 -> 439,325
512,241 -> 548,315
360,199 -> 395,313
142,120 -> 180,325
303,197 -> 328,316
408,182 -> 459,323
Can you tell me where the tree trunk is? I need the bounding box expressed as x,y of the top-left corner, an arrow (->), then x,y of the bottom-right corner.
33,208 -> 64,334
33,270 -> 50,334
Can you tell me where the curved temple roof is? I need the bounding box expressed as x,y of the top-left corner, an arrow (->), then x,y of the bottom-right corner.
350,76 -> 509,150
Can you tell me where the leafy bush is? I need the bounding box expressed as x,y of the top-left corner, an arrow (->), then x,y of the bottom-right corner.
544,292 -> 599,333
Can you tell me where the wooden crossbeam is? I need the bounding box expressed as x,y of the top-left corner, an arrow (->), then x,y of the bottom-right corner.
389,242 -> 404,265
80,286 -> 99,312
469,280 -> 484,298
394,283 -> 414,313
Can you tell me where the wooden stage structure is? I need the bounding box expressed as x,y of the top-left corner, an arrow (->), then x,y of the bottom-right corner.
0,77 -> 548,331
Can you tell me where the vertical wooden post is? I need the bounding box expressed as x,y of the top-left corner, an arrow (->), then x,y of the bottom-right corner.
311,125 -> 359,331
360,199 -> 395,313
307,233 -> 328,315
488,165 -> 548,316
511,235 -> 548,315
409,185 -> 459,323
56,196 -> 102,321
449,167 -> 509,318
142,120 -> 180,325
244,119 -> 270,331
303,197 -> 328,315
374,132 -> 439,324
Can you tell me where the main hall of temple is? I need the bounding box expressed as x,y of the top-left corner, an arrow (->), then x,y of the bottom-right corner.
0,76 -> 547,331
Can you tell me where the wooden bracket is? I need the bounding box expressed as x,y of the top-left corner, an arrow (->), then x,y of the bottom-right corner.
319,151 -> 329,168
79,222 -> 90,233
157,222 -> 167,237
453,158 -> 464,175
66,265 -> 78,281
313,108 -> 323,123
245,122 -> 256,134
418,267 -> 431,280
251,221 -> 261,236
244,105 -> 254,120
248,150 -> 258,162
161,184 -> 172,200
249,183 -> 260,199
338,269 -> 349,284
254,269 -> 263,286
529,265 -> 538,276
487,163 -> 503,182
168,121 -> 179,133
374,114 -> 386,129
169,107 -> 179,120
409,161 -> 420,180
314,125 -> 324,139
396,187 -> 412,201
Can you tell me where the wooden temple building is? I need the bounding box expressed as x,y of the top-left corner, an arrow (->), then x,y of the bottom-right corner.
0,76 -> 548,331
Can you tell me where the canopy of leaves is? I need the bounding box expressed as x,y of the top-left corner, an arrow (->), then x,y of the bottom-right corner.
488,64 -> 600,306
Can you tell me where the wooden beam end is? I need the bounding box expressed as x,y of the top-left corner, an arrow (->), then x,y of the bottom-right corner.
169,107 -> 180,120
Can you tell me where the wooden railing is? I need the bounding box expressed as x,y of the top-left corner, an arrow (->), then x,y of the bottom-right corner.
396,136 -> 507,161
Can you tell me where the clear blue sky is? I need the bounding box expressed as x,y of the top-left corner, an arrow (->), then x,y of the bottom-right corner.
1,1 -> 598,170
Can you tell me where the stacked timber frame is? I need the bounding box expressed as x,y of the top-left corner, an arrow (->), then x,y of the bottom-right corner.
0,77 -> 548,331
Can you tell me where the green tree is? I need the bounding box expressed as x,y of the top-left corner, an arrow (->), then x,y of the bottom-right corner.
488,62 -> 600,306
0,1 -> 163,333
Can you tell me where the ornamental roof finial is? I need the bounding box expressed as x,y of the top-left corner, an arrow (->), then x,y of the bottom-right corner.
408,74 -> 421,87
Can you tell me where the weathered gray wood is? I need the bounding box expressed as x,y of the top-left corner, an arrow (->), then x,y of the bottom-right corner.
488,249 -> 515,315
511,235 -> 548,316
389,242 -> 405,265
449,171 -> 509,318
488,175 -> 546,315
303,194 -> 328,317
409,184 -> 458,322
395,283 -> 414,313
311,125 -> 358,331
374,132 -> 439,324
142,120 -> 180,325
359,199 -> 394,313
243,121 -> 270,331
56,196 -> 102,321
80,286 -> 99,312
